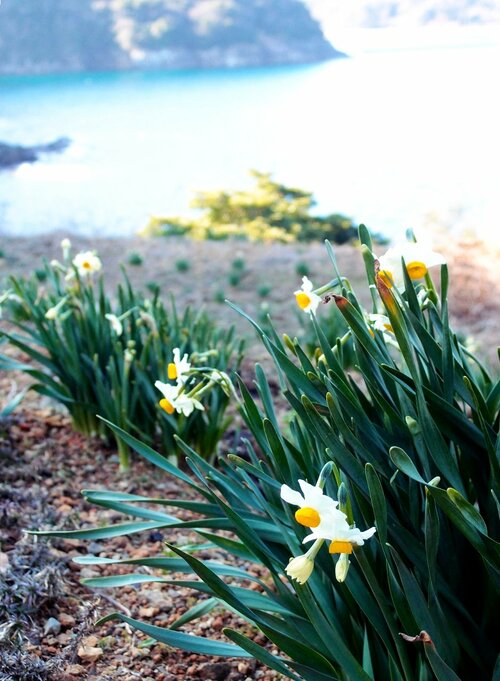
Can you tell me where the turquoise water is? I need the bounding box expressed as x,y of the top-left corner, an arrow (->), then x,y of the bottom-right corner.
1,40 -> 499,241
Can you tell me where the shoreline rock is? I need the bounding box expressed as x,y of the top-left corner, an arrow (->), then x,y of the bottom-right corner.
0,138 -> 71,170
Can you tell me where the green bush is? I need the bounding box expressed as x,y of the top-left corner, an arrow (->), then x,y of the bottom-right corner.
257,284 -> 272,298
35,228 -> 499,680
0,248 -> 244,469
231,257 -> 246,271
175,258 -> 190,272
228,272 -> 242,287
127,252 -> 143,266
142,170 -> 360,244
295,261 -> 310,277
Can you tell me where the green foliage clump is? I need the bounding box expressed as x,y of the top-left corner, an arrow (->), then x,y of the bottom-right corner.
295,261 -> 310,277
144,171 -> 359,244
257,284 -> 272,298
0,252 -> 244,469
34,268 -> 48,282
175,259 -> 190,273
231,257 -> 246,271
127,252 -> 143,266
35,227 -> 499,680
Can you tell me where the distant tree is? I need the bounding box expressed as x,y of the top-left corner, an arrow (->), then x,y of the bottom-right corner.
144,170 -> 359,244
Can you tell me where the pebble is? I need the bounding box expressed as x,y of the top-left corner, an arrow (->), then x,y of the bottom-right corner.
198,661 -> 231,680
59,612 -> 76,627
65,664 -> 86,675
44,617 -> 61,636
88,541 -> 105,553
77,643 -> 104,662
0,552 -> 9,573
80,567 -> 100,578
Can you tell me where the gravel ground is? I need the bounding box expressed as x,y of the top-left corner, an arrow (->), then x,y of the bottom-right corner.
0,409 -> 283,681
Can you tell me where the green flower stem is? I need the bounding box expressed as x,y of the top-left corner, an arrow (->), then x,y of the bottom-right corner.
116,437 -> 130,472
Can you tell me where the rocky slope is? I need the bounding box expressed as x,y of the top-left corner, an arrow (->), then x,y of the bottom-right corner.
0,0 -> 340,76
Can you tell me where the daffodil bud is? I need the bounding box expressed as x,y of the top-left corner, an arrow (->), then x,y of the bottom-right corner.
405,416 -> 421,435
60,238 -> 71,260
335,553 -> 350,583
285,554 -> 315,585
316,461 -> 334,489
337,482 -> 347,508
45,307 -> 58,321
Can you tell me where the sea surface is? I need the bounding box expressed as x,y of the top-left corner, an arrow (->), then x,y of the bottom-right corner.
1,29 -> 499,242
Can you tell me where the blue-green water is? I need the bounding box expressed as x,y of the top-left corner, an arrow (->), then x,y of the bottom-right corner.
1,39 -> 499,240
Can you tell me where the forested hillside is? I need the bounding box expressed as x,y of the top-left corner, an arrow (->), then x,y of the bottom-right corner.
0,0 -> 339,75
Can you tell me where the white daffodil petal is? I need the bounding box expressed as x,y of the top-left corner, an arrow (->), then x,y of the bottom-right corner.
280,484 -> 305,506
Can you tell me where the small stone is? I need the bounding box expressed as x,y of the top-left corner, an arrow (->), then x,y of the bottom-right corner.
0,552 -> 9,574
44,617 -> 61,636
59,612 -> 76,627
199,662 -> 231,680
88,541 -> 104,554
65,664 -> 86,675
80,567 -> 99,579
139,606 -> 158,618
77,643 -> 103,662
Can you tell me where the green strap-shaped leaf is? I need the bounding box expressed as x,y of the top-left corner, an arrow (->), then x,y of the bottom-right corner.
95,612 -> 252,657
223,629 -> 302,681
366,463 -> 388,548
423,639 -> 462,681
169,597 -> 219,631
31,520 -> 168,540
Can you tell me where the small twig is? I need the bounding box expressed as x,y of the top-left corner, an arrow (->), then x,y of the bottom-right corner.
91,591 -> 132,617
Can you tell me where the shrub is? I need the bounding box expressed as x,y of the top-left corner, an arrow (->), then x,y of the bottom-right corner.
146,280 -> 161,295
35,227 -> 499,680
0,245 -> 244,469
127,252 -> 143,266
175,258 -> 190,272
231,257 -> 246,271
142,170 -> 360,244
295,261 -> 310,277
228,272 -> 242,287
257,284 -> 271,298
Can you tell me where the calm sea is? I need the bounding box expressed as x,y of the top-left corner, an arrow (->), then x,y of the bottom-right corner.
1,32 -> 499,242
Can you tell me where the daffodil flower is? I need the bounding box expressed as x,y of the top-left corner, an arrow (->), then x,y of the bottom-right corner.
155,380 -> 204,417
368,313 -> 394,334
294,276 -> 322,315
281,478 -> 375,582
72,251 -> 102,277
168,348 -> 191,384
377,242 -> 445,289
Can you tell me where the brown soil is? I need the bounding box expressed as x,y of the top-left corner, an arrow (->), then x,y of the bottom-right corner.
0,410 -> 281,681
